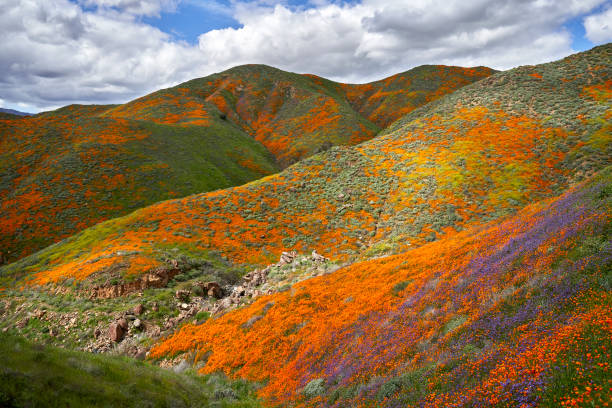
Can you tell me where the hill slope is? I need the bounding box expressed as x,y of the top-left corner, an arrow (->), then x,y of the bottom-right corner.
2,44 -> 608,291
337,65 -> 495,128
104,64 -> 379,168
0,104 -> 279,264
0,64 -> 491,264
151,165 -> 612,407
0,334 -> 261,407
105,64 -> 494,167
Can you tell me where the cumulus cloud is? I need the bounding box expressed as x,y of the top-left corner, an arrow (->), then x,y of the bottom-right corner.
0,0 -> 609,111
584,6 -> 612,43
197,0 -> 606,82
0,0 -> 206,111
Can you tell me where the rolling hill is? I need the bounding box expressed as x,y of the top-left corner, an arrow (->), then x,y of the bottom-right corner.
2,44 -> 608,292
150,165 -> 612,407
0,64 -> 491,264
0,44 -> 609,408
0,104 -> 279,264
103,64 -> 494,167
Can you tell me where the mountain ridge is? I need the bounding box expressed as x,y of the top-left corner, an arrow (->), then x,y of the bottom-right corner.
0,63 -> 491,264
0,108 -> 31,117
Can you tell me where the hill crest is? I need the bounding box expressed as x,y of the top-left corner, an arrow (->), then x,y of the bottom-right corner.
0,63 -> 492,263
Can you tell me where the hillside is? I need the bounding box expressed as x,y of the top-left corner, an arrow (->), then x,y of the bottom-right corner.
0,38 -> 610,408
103,64 -> 379,168
150,165 -> 612,407
0,334 -> 261,407
2,44 -> 608,293
105,64 -> 493,167
337,65 -> 496,128
0,64 -> 490,264
0,104 -> 279,264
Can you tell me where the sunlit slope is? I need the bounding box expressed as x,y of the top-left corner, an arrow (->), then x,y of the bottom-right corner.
0,104 -> 279,263
105,64 -> 492,167
151,165 -> 612,407
0,64 -> 492,264
363,43 -> 611,254
337,65 -> 496,128
105,65 -> 378,168
1,44 -> 609,290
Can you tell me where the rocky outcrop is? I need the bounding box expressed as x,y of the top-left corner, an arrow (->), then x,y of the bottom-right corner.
279,251 -> 297,265
87,266 -> 181,299
3,250 -> 332,362
311,250 -> 328,263
209,249 -> 331,314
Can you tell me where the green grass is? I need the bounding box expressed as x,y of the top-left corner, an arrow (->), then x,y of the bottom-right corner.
0,334 -> 261,408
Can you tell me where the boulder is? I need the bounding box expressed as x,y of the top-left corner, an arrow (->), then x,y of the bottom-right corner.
311,250 -> 328,263
279,251 -> 297,265
117,318 -> 128,330
219,298 -> 232,309
108,323 -> 125,342
243,269 -> 267,287
337,192 -> 350,202
33,309 -> 46,319
233,286 -> 246,297
204,282 -> 223,299
133,319 -> 142,329
133,304 -> 144,315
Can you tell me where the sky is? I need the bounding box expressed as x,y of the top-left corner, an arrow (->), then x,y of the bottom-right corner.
1,0 -> 611,113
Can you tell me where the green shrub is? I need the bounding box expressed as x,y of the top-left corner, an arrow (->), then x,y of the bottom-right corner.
302,378 -> 325,398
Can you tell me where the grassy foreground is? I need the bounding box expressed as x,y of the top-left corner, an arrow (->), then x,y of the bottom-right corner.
0,334 -> 261,408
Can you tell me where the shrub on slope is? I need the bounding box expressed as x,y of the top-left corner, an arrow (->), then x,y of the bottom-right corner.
150,166 -> 612,407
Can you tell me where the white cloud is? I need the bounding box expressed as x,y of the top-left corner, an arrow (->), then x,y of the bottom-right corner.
196,0 -> 607,83
0,0 -> 609,112
0,0 -> 207,110
584,6 -> 612,42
